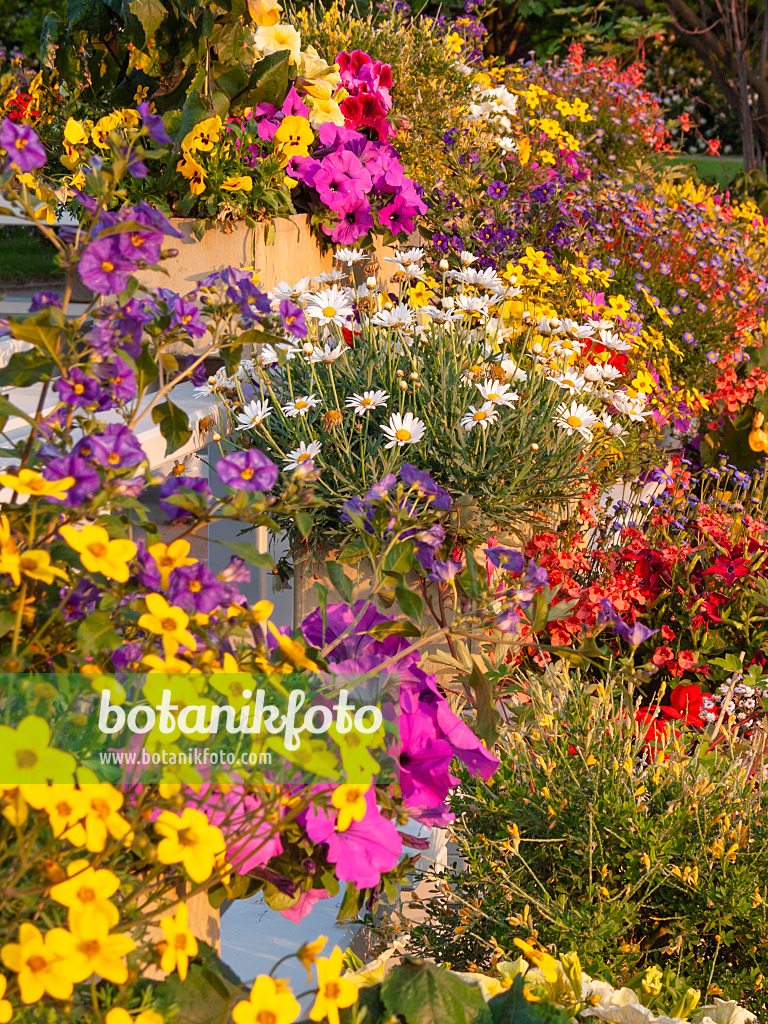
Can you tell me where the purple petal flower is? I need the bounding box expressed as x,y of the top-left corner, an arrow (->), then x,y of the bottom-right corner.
29,292 -> 61,313
428,558 -> 462,583
159,475 -> 211,519
78,424 -> 146,470
54,369 -> 103,408
326,196 -> 374,244
217,449 -> 278,491
168,563 -> 229,614
138,102 -> 173,146
43,453 -> 100,505
524,561 -> 549,588
172,297 -> 207,339
94,356 -> 138,405
279,299 -> 307,339
484,546 -> 525,573
0,119 -> 46,171
305,789 -> 401,889
378,194 -> 419,236
79,238 -> 134,295
400,463 -> 451,510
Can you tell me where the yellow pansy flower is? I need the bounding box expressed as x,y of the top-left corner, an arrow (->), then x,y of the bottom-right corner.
177,154 -> 206,195
154,807 -> 226,882
0,468 -> 74,500
233,975 -> 300,1024
59,524 -> 137,582
310,947 -> 359,1024
64,117 -> 89,147
139,593 -> 197,656
158,903 -> 198,981
92,112 -> 122,148
183,116 -> 222,153
221,175 -> 254,192
273,115 -> 314,160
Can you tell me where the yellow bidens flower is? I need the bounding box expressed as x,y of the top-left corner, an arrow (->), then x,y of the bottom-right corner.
298,935 -> 327,981
513,938 -> 559,984
1,922 -> 73,1003
154,807 -> 226,882
158,903 -> 198,981
233,975 -> 300,1024
64,913 -> 136,984
0,545 -> 68,587
49,858 -> 121,927
60,524 -> 137,582
310,947 -> 359,1024
0,717 -> 75,787
80,783 -> 133,852
106,1009 -> 165,1024
0,974 -> 12,1024
331,784 -> 369,831
0,468 -> 74,500
148,539 -> 196,588
139,593 -> 197,656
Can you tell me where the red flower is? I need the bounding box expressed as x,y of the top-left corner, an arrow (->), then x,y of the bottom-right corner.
704,554 -> 751,583
651,645 -> 674,667
658,683 -> 710,727
661,625 -> 675,640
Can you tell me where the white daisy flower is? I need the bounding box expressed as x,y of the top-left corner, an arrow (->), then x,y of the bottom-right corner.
598,328 -> 632,351
304,286 -> 355,325
271,278 -> 311,302
422,306 -> 463,325
193,367 -> 234,398
451,267 -> 504,291
559,318 -> 595,339
554,401 -> 598,440
309,341 -> 345,364
334,247 -> 367,266
497,137 -> 517,153
284,440 -> 322,470
257,343 -> 298,368
313,269 -> 347,284
346,390 -> 389,415
461,402 -> 499,431
550,337 -> 583,357
381,411 -> 426,448
460,250 -> 478,266
283,395 -> 320,418
455,294 -> 490,317
237,359 -> 257,380
601,364 -> 623,384
384,247 -> 425,270
547,371 -> 589,393
499,358 -> 528,382
236,399 -> 272,429
476,381 -> 519,407
529,315 -> 562,335
612,391 -> 652,422
583,364 -> 603,382
587,318 -> 614,331
370,304 -> 416,330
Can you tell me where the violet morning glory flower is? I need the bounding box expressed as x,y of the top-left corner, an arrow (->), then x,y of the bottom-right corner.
305,788 -> 401,889
43,453 -> 100,505
279,299 -> 308,339
363,474 -> 397,501
484,546 -> 525,573
54,369 -> 102,408
217,449 -> 278,491
0,119 -> 46,171
327,196 -> 374,244
78,237 -> 134,295
400,463 -> 451,510
29,292 -> 61,313
429,558 -> 462,584
168,563 -> 229,614
137,102 -> 173,146
159,475 -> 211,519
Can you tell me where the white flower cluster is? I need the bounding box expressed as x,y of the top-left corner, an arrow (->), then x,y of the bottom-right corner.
701,676 -> 768,725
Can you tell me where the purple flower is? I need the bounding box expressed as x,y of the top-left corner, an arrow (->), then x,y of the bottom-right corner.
94,357 -> 137,405
363,474 -> 397,501
138,103 -> 173,146
217,449 -> 278,491
313,149 -> 373,207
598,599 -> 658,648
412,523 -> 445,573
127,153 -> 148,178
43,453 -> 100,505
400,463 -> 451,510
0,119 -> 46,171
305,789 -> 401,889
396,711 -> 457,822
168,563 -> 229,614
61,579 -> 101,622
485,546 -> 525,573
159,475 -> 211,519
279,299 -> 307,339
429,558 -> 462,583
79,238 -> 134,295
378,194 -> 418,236
77,424 -> 146,470
111,642 -> 144,673
218,556 -> 251,584
487,180 -> 508,199
326,196 -> 374,244
134,540 -> 162,589
171,297 -> 207,339
54,369 -> 102,408
495,606 -> 521,633
524,561 -> 549,587
29,292 -> 61,313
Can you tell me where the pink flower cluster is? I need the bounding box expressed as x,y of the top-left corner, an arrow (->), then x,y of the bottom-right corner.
337,50 -> 395,142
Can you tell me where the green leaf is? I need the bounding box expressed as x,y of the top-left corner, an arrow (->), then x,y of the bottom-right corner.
395,584 -> 423,625
151,398 -> 192,457
234,50 -> 291,112
381,957 -> 493,1024
129,0 -> 166,40
337,880 -> 364,921
0,349 -> 56,388
213,539 -> 274,569
293,511 -> 314,539
155,946 -> 244,1024
327,560 -> 354,605
77,612 -> 121,657
468,662 -> 500,750
489,976 -> 570,1024
369,620 -> 421,639
135,343 -> 159,394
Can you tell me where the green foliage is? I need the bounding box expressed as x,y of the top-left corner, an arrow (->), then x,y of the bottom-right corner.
412,668 -> 768,1013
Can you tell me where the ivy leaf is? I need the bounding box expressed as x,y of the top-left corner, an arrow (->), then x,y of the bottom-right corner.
77,612 -> 121,657
151,398 -> 192,457
381,957 -> 492,1024
212,539 -> 274,570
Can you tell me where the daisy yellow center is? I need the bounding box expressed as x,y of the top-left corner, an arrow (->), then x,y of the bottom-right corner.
362,398 -> 373,406
566,415 -> 583,428
395,428 -> 411,441
297,453 -> 311,463
322,306 -> 336,318
473,410 -> 488,421
295,401 -> 307,409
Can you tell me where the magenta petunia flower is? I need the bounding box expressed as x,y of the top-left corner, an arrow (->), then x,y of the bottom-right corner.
305,788 -> 401,889
326,196 -> 374,244
378,194 -> 419,236
313,149 -> 372,208
217,449 -> 278,491
0,118 -> 46,171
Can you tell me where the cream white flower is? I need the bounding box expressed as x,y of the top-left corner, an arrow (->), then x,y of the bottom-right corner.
283,395 -> 320,417
599,328 -> 633,352
255,23 -> 302,65
559,317 -> 595,339
612,391 -> 652,422
271,277 -> 311,302
554,401 -> 598,440
284,440 -> 322,470
601,364 -> 623,384
313,269 -> 347,284
422,306 -> 463,325
381,411 -> 426,448
194,367 -> 235,397
370,304 -> 416,330
461,402 -> 499,431
452,267 -> 503,290
305,285 -> 355,325
334,247 -> 367,265
500,358 -> 528,382
547,370 -> 589,393
476,381 -> 518,407
460,250 -> 478,266
455,294 -> 490,317
346,390 -> 389,415
236,399 -> 272,429
257,343 -> 298,367
383,247 -> 424,271
309,341 -> 345,364
497,137 -> 517,153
